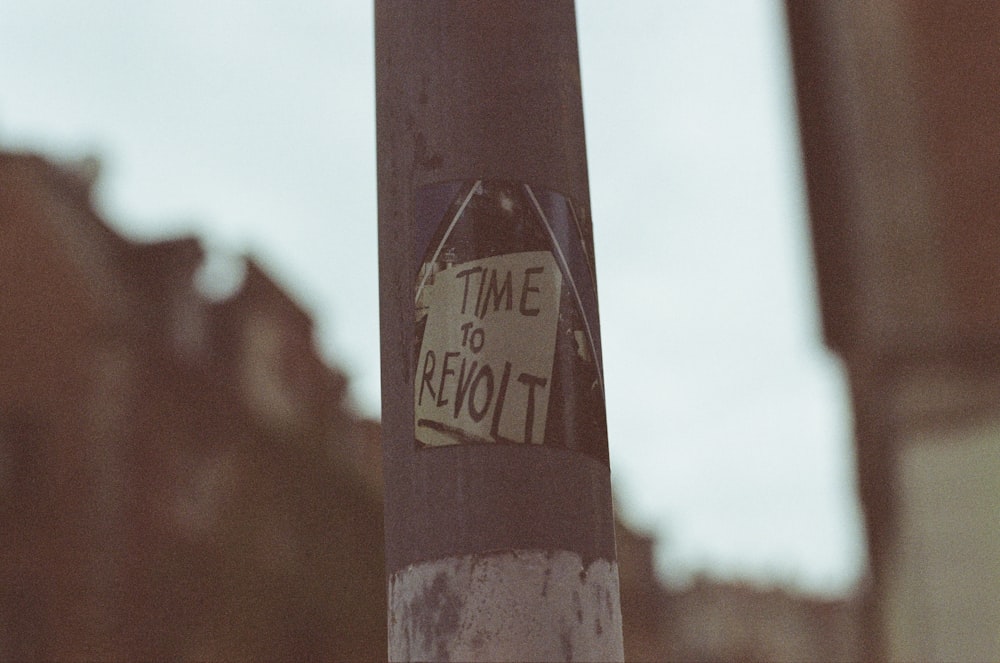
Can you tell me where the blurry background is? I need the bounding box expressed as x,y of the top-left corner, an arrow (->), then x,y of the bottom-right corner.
0,0 -> 869,660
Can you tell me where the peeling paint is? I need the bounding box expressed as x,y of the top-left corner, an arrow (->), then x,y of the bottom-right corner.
388,549 -> 623,662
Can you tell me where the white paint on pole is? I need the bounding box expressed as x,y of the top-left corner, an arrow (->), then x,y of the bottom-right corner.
389,550 -> 623,662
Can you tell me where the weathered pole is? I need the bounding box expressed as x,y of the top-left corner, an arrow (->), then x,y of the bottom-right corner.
376,1 -> 623,661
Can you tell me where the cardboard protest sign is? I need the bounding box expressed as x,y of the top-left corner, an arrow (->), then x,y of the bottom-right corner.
414,180 -> 609,463
415,251 -> 561,446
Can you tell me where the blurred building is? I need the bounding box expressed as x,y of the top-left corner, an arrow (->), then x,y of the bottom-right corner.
788,3 -> 1000,660
617,521 -> 860,663
0,150 -> 860,661
0,152 -> 384,660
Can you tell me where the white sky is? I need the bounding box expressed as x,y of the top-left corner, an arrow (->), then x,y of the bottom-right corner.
0,0 -> 866,595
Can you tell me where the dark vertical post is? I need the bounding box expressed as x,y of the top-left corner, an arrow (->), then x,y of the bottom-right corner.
375,1 -> 624,660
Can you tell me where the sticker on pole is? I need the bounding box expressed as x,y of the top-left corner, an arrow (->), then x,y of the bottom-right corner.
414,180 -> 609,463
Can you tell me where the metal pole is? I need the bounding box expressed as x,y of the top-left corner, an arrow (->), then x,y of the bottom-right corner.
375,1 -> 623,660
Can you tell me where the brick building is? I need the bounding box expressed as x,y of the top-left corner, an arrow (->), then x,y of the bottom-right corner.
0,152 -> 384,660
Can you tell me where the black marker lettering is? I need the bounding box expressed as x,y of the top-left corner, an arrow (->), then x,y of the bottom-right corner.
468,364 -> 495,423
490,361 -> 512,439
480,268 -> 513,320
519,266 -> 544,316
518,372 -> 548,443
456,267 -> 483,315
474,265 -> 488,317
453,358 -> 477,419
436,351 -> 460,407
418,350 -> 436,406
